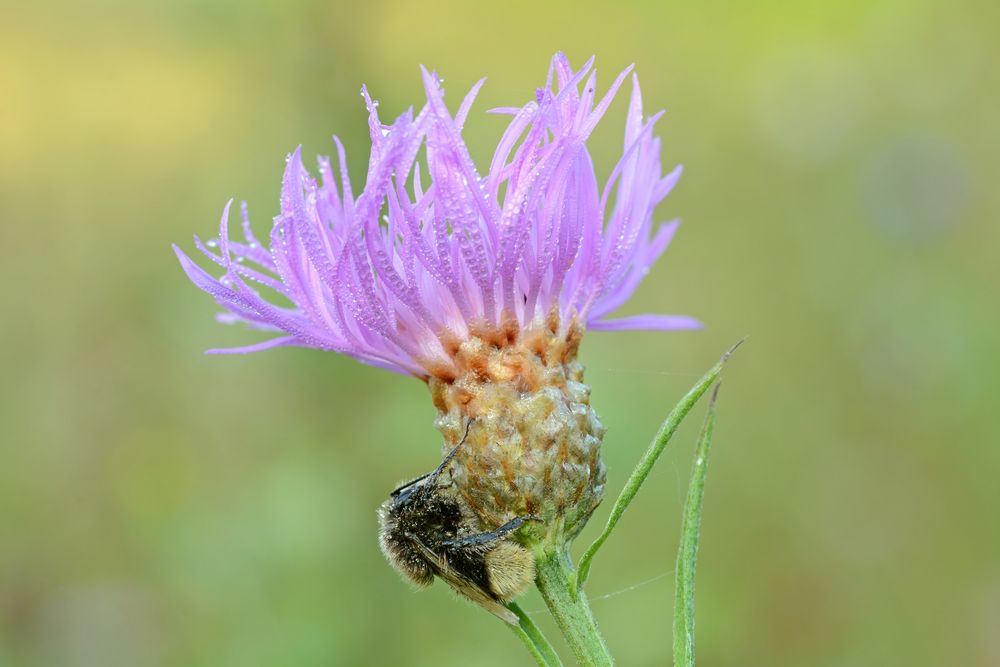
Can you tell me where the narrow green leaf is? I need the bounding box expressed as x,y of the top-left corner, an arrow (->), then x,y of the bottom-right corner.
508,601 -> 564,667
576,340 -> 743,591
673,382 -> 721,667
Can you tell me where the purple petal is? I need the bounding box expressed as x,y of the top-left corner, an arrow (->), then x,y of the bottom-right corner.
206,336 -> 299,354
588,314 -> 703,331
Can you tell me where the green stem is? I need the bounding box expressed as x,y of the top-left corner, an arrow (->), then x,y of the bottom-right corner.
508,602 -> 564,667
509,622 -> 552,667
535,549 -> 614,666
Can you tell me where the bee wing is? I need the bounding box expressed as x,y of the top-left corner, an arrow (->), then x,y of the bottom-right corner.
407,534 -> 519,625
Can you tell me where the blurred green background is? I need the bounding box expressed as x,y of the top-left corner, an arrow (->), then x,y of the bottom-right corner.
2,0 -> 998,665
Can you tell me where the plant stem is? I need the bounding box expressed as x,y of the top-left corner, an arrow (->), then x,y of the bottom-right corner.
509,602 -> 564,667
534,549 -> 614,666
509,623 -> 553,667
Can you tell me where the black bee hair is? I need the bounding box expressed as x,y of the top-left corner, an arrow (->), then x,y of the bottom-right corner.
378,420 -> 540,624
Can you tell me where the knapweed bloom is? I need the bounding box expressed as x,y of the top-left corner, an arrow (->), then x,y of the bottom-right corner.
175,53 -> 698,543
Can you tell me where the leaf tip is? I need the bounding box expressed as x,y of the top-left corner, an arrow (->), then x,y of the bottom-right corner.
709,381 -> 722,405
722,337 -> 748,363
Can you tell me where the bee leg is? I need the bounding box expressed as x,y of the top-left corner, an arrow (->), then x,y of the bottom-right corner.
389,471 -> 432,497
424,418 -> 476,487
393,420 -> 477,497
442,515 -> 542,547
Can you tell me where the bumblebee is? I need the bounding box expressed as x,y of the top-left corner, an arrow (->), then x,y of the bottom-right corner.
378,425 -> 540,624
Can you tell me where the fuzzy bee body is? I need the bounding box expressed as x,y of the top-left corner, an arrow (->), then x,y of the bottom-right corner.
378,429 -> 538,624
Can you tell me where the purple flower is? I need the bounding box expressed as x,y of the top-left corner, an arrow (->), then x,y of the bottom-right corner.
175,53 -> 700,379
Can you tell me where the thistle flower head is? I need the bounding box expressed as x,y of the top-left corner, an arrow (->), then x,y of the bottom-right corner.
175,53 -> 697,378
176,53 -> 699,543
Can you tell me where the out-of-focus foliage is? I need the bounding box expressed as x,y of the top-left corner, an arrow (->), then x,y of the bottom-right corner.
2,1 -> 997,665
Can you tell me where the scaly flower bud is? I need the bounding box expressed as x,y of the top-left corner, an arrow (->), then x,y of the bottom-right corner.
430,313 -> 605,541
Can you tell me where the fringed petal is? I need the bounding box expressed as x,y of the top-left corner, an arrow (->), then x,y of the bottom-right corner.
588,314 -> 703,331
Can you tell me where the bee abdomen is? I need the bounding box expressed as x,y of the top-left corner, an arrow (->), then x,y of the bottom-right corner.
484,542 -> 536,601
